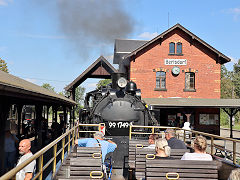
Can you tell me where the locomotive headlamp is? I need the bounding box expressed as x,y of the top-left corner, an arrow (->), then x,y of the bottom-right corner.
117,77 -> 127,88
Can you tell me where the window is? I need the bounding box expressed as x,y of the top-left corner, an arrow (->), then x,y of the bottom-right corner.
169,42 -> 175,54
169,42 -> 183,55
199,114 -> 219,125
185,72 -> 195,89
156,71 -> 166,89
176,42 -> 182,54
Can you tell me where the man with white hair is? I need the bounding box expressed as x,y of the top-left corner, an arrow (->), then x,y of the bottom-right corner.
75,131 -> 117,163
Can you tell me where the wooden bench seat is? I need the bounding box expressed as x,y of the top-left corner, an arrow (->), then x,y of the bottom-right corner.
146,159 -> 218,180
128,139 -> 149,169
135,148 -> 190,180
55,146 -> 103,180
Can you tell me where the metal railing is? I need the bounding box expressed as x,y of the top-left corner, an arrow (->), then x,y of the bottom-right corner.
0,123 -> 105,180
129,125 -> 240,165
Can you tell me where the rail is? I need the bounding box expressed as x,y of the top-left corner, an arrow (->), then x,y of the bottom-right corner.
129,125 -> 240,165
0,123 -> 105,180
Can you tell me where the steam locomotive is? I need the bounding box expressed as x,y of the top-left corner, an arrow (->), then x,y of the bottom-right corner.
79,73 -> 157,170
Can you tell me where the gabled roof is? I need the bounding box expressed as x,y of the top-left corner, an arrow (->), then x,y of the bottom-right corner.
65,56 -> 117,91
125,23 -> 231,64
113,39 -> 148,64
0,70 -> 76,105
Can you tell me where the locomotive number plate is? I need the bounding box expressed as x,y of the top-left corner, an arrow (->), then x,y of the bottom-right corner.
108,121 -> 133,129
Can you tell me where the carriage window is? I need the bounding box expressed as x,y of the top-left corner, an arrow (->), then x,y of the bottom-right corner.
156,71 -> 166,89
185,72 -> 195,89
176,42 -> 182,54
169,42 -> 175,54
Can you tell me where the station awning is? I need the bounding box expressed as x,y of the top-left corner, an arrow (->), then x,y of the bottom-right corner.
0,70 -> 76,106
143,98 -> 240,108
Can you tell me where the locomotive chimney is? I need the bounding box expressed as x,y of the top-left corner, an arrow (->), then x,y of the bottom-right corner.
111,72 -> 127,90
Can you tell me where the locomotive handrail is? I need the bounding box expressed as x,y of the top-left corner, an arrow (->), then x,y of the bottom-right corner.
129,125 -> 240,165
0,123 -> 105,180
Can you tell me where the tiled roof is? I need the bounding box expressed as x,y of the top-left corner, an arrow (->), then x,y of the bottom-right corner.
113,39 -> 148,64
125,23 -> 231,64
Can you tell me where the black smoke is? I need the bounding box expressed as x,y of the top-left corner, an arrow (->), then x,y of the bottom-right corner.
54,0 -> 135,58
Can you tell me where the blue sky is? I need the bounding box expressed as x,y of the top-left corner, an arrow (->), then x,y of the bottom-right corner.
0,0 -> 239,93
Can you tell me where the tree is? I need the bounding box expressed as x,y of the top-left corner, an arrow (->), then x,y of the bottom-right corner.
0,58 -> 9,73
221,65 -> 233,98
41,83 -> 55,92
96,79 -> 112,89
220,63 -> 240,127
233,59 -> 240,99
220,65 -> 234,127
75,86 -> 85,113
232,60 -> 240,125
59,86 -> 85,115
59,90 -> 70,97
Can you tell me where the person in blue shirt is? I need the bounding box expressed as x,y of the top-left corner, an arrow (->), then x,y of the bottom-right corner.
75,131 -> 117,163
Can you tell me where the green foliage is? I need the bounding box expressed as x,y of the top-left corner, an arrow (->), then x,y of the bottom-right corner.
233,60 -> 240,98
41,83 -> 55,92
220,109 -> 229,126
58,91 -> 64,96
220,63 -> 240,126
75,86 -> 85,113
96,79 -> 112,89
221,65 -> 233,98
59,90 -> 70,97
235,111 -> 240,124
0,58 -> 9,73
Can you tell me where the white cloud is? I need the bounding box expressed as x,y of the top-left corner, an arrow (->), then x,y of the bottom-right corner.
86,82 -> 98,88
138,32 -> 158,40
105,55 -> 113,61
223,7 -> 240,20
230,7 -> 240,20
0,0 -> 12,6
0,0 -> 7,6
24,78 -> 37,84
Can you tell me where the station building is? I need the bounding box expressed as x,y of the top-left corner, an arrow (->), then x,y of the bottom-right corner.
113,23 -> 232,135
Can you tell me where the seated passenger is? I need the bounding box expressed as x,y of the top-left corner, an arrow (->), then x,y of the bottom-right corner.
181,136 -> 212,161
75,131 -> 117,163
145,134 -> 159,149
228,168 -> 240,180
165,128 -> 187,149
155,138 -> 172,159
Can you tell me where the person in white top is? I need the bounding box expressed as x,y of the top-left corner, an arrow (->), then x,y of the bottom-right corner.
16,139 -> 36,180
181,136 -> 212,161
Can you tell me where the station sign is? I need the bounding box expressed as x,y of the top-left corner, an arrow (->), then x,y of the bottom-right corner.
164,59 -> 187,65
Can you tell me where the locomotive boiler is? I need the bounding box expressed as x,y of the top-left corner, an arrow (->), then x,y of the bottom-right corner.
79,73 -> 157,171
